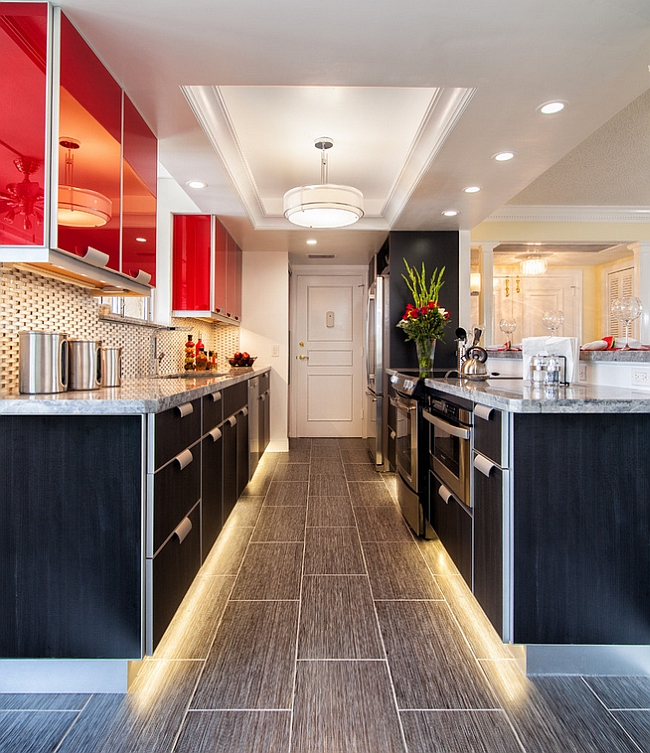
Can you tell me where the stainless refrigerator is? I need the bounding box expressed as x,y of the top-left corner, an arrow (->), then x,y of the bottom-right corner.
365,272 -> 390,470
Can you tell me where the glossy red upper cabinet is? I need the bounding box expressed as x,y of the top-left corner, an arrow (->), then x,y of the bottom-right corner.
0,3 -> 157,296
0,3 -> 48,248
173,215 -> 242,324
172,215 -> 211,312
121,95 -> 157,286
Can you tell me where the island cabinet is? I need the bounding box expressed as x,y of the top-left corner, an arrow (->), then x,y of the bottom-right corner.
0,414 -> 144,659
429,470 -> 473,586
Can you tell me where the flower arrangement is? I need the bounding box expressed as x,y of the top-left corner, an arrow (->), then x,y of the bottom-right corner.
396,259 -> 450,343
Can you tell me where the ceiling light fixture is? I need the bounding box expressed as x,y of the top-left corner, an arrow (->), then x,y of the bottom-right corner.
135,237 -> 147,242
493,151 -> 515,162
58,138 -> 112,228
442,210 -> 459,217
463,186 -> 481,193
186,180 -> 208,189
306,239 -> 318,245
283,138 -> 364,229
519,254 -> 548,276
538,101 -> 566,115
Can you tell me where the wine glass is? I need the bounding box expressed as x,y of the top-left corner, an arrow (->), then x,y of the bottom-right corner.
541,310 -> 564,334
611,296 -> 643,350
499,317 -> 517,348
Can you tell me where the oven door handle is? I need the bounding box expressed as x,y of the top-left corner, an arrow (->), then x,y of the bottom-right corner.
423,410 -> 471,440
390,395 -> 417,412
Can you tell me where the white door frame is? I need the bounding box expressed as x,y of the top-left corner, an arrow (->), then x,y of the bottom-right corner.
289,264 -> 367,438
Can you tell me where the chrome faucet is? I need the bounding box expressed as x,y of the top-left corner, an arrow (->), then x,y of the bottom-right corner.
150,325 -> 191,376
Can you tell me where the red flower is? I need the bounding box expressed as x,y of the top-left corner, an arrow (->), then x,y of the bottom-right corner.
406,303 -> 414,310
427,301 -> 436,309
444,311 -> 450,320
408,309 -> 419,319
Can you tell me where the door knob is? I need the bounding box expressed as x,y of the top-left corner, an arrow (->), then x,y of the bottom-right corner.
299,354 -> 309,360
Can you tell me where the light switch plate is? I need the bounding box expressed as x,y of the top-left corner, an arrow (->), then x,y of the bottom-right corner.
272,343 -> 279,357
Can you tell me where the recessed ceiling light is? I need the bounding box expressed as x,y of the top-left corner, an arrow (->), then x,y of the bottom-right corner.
186,180 -> 208,189
442,210 -> 459,217
492,151 -> 515,162
463,186 -> 481,193
306,239 -> 317,245
135,237 -> 147,243
538,101 -> 566,115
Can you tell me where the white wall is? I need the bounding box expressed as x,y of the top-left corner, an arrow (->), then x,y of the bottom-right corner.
240,251 -> 289,451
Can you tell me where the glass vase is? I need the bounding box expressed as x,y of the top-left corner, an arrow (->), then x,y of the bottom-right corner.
415,338 -> 436,377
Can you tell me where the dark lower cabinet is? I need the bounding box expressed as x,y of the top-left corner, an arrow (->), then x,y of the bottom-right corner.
201,430 -> 223,558
260,389 -> 270,454
429,470 -> 472,588
236,407 -> 249,497
148,504 -> 201,651
473,455 -> 504,637
222,416 -> 238,524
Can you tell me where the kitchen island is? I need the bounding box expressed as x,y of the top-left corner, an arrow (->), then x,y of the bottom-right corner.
424,376 -> 650,676
0,367 -> 270,692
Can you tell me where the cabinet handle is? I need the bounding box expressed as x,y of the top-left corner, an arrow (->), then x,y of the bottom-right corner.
173,516 -> 193,544
174,448 -> 194,470
227,415 -> 237,427
438,484 -> 453,503
390,430 -> 396,440
473,453 -> 495,477
211,392 -> 222,402
240,407 -> 248,417
176,402 -> 194,418
260,394 -> 266,402
475,404 -> 493,421
208,426 -> 222,442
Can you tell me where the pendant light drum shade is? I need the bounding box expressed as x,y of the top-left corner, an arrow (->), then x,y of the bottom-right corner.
283,183 -> 364,228
57,185 -> 112,227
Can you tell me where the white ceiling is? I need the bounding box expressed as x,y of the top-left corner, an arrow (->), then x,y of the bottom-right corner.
53,0 -> 650,265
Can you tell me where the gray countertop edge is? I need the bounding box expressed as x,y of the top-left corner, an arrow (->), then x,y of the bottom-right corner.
487,350 -> 650,362
0,366 -> 271,415
424,377 -> 650,413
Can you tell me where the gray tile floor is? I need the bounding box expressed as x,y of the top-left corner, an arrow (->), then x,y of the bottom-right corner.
2,437 -> 650,752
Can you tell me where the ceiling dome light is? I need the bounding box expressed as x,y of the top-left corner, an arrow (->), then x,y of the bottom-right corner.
186,180 -> 208,189
538,101 -> 566,115
463,186 -> 481,193
57,138 -> 112,228
442,209 -> 459,217
306,238 -> 318,245
284,138 -> 364,229
493,151 -> 515,162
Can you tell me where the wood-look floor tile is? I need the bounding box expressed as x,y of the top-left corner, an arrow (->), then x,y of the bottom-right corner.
312,437 -> 340,446
584,676 -> 650,709
612,711 -> 650,751
194,601 -> 299,710
354,506 -> 414,542
376,601 -> 498,710
339,448 -> 373,464
304,527 -> 366,575
174,710 -> 291,753
277,449 -> 311,463
298,575 -> 384,659
231,543 -> 303,599
344,464 -> 381,482
289,438 -> 312,450
338,437 -> 368,450
348,481 -> 396,506
291,661 -> 406,753
264,481 -> 309,505
310,459 -> 345,477
202,525 -> 253,575
363,542 -> 443,600
56,659 -> 203,753
0,710 -> 77,753
251,506 -> 306,542
309,474 -> 350,497
153,575 -> 235,660
401,710 -> 524,753
240,467 -> 276,496
311,446 -> 342,458
480,660 -> 642,753
0,694 -> 88,710
272,463 -> 310,482
223,496 -> 263,528
435,574 -> 512,660
307,496 -> 357,527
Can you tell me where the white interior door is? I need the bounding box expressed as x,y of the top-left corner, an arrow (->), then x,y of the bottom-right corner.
293,273 -> 364,437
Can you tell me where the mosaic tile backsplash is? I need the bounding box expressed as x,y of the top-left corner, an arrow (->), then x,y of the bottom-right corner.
0,264 -> 240,393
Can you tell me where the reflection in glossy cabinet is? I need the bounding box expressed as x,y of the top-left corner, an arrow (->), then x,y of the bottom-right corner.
172,214 -> 212,311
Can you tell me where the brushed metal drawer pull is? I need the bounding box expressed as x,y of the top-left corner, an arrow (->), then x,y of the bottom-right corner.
474,453 -> 495,477
211,391 -> 222,402
174,448 -> 194,470
173,516 -> 192,544
227,415 -> 237,427
475,404 -> 493,421
240,407 -> 248,417
438,484 -> 453,504
208,426 -> 222,442
176,402 -> 194,418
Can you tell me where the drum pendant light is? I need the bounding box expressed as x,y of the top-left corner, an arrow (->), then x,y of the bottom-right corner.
283,138 -> 364,228
58,138 -> 112,228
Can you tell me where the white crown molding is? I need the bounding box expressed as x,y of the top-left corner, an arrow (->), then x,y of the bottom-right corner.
486,205 -> 650,223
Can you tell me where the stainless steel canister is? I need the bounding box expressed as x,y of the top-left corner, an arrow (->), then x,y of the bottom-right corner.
69,339 -> 102,390
19,331 -> 69,394
100,347 -> 122,387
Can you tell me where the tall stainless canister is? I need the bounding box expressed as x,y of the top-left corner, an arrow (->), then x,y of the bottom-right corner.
69,339 -> 102,390
19,331 -> 69,394
100,347 -> 122,387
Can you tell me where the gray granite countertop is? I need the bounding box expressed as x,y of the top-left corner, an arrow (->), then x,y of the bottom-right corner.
487,349 -> 650,362
0,367 -> 270,415
424,377 -> 650,413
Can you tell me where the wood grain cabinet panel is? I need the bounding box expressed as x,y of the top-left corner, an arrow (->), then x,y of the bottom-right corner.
153,398 -> 202,469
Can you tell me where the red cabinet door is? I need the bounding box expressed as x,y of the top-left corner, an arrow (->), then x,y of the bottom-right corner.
172,215 -> 211,311
213,218 -> 228,316
226,237 -> 242,321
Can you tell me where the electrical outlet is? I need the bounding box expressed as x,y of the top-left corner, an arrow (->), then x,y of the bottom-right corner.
578,364 -> 587,382
271,343 -> 279,357
632,370 -> 649,384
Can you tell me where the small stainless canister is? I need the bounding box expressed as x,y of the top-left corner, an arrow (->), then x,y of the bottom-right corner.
530,354 -> 548,384
68,339 -> 102,390
100,347 -> 122,387
19,331 -> 69,394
